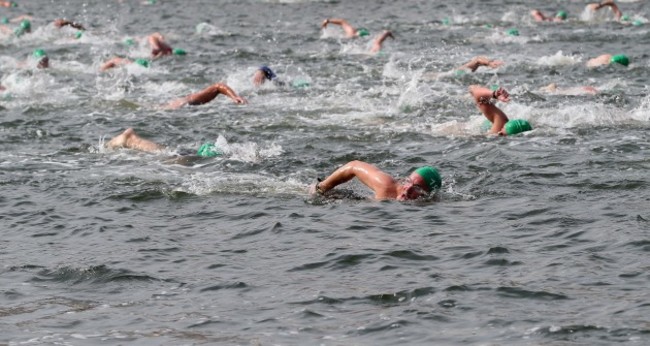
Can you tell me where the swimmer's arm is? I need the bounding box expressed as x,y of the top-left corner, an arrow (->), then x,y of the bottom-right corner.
212,83 -> 247,104
185,83 -> 247,105
322,18 -> 356,37
10,15 -> 33,23
316,160 -> 395,198
461,56 -> 503,72
54,19 -> 85,30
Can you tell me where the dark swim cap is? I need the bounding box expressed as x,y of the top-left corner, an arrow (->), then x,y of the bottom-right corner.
259,65 -> 277,80
197,143 -> 221,157
610,54 -> 629,66
504,119 -> 533,135
414,166 -> 442,191
555,11 -> 568,20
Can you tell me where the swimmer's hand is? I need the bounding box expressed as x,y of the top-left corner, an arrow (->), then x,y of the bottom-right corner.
493,87 -> 510,102
232,96 -> 247,104
321,19 -> 329,28
309,178 -> 325,195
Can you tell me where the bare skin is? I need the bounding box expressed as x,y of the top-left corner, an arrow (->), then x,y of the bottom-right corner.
310,160 -> 431,201
253,70 -> 267,86
459,56 -> 503,72
106,128 -> 165,153
100,57 -> 132,71
586,54 -> 614,68
540,83 -> 598,95
530,9 -> 564,22
164,82 -> 247,110
321,18 -> 357,38
369,30 -> 394,53
148,32 -> 173,59
53,18 -> 85,30
469,85 -> 511,135
587,0 -> 622,20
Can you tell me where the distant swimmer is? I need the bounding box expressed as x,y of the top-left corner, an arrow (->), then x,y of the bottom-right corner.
105,128 -> 223,159
310,160 -> 441,201
540,83 -> 598,95
53,18 -> 85,30
586,0 -> 622,21
530,9 -> 567,22
586,54 -> 629,68
148,32 -> 186,59
100,56 -> 150,71
458,56 -> 503,73
469,85 -> 532,136
253,65 -> 280,87
3,18 -> 31,36
32,49 -> 49,69
164,82 -> 247,109
369,30 -> 394,54
0,1 -> 17,7
321,18 -> 369,38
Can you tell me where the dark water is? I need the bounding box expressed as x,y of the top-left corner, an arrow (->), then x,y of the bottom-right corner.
1,0 -> 650,344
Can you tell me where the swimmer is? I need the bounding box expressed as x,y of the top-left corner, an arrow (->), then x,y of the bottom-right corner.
310,160 -> 441,201
32,49 -> 49,69
253,65 -> 280,87
105,128 -> 222,161
469,85 -> 511,135
164,82 -> 247,109
148,32 -> 186,59
100,56 -> 150,71
53,18 -> 85,30
587,0 -> 622,21
458,56 -> 504,72
540,83 -> 598,95
321,18 -> 369,38
0,1 -> 17,7
530,9 -> 567,22
369,30 -> 394,54
586,54 -> 629,68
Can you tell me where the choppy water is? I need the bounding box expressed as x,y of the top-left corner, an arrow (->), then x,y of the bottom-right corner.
1,0 -> 650,345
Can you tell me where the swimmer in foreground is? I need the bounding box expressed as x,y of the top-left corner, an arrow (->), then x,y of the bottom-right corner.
586,54 -> 629,68
164,82 -> 247,109
100,56 -> 150,71
369,30 -> 394,54
530,9 -> 567,22
321,18 -> 369,38
587,0 -> 622,21
470,85 -> 533,136
310,160 -> 441,201
309,161 -> 442,201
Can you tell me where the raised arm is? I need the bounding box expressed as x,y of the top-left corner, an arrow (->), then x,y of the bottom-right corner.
461,56 -> 503,72
313,160 -> 398,199
469,85 -> 510,135
370,30 -> 394,53
591,0 -> 622,20
148,32 -> 173,58
321,18 -> 357,37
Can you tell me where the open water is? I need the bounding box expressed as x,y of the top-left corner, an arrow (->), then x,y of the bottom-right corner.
1,0 -> 650,345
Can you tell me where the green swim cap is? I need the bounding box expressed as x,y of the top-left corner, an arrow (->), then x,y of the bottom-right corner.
633,20 -> 643,26
20,19 -> 30,30
292,79 -> 310,88
610,54 -> 629,66
504,119 -> 532,135
414,166 -> 442,191
556,11 -> 568,20
454,69 -> 466,77
75,31 -> 83,39
1,17 -> 8,24
484,24 -> 493,29
442,18 -> 451,25
506,28 -> 519,36
621,14 -> 630,22
10,1 -> 17,7
356,28 -> 369,37
172,48 -> 186,56
124,38 -> 135,46
33,49 -> 47,58
134,58 -> 150,68
197,143 -> 221,157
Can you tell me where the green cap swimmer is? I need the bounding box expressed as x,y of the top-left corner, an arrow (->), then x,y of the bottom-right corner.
413,166 -> 442,191
505,28 -> 519,36
356,28 -> 369,37
172,48 -> 187,56
555,11 -> 568,20
32,49 -> 47,58
197,143 -> 222,157
1,17 -> 8,24
75,31 -> 83,39
504,119 -> 533,135
610,54 -> 629,66
134,58 -> 150,68
14,19 -> 31,37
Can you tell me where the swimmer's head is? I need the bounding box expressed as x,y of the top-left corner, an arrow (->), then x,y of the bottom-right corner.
506,28 -> 519,36
555,11 -> 568,20
413,166 -> 442,192
197,143 -> 222,157
610,54 -> 629,66
32,49 -> 49,69
134,58 -> 150,68
621,14 -> 630,22
259,65 -> 277,80
356,28 -> 370,37
504,119 -> 533,136
172,48 -> 187,56
20,19 -> 30,31
124,38 -> 136,46
75,31 -> 83,39
33,49 -> 47,59
1,17 -> 8,24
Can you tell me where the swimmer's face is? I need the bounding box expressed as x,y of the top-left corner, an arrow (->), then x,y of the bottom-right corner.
37,57 -> 49,69
398,173 -> 429,201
